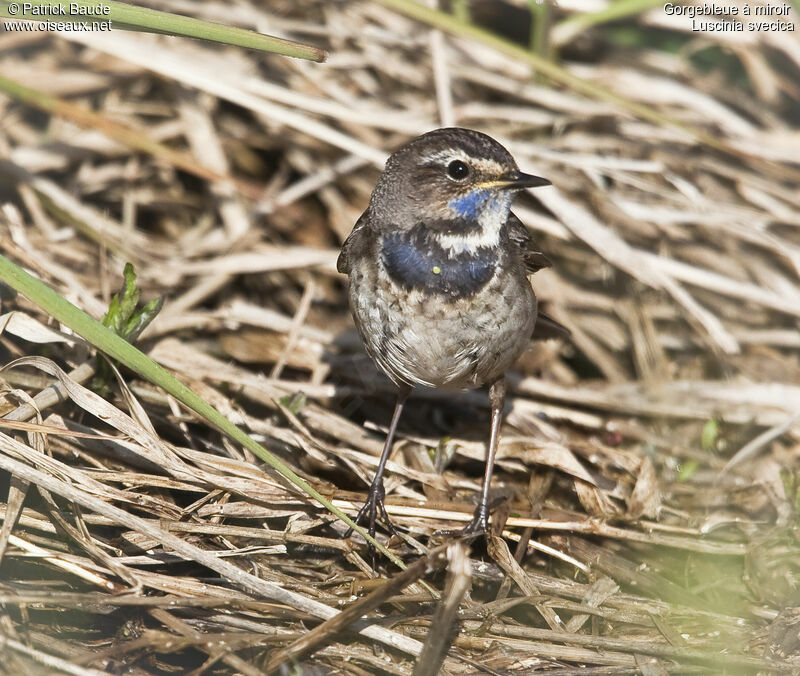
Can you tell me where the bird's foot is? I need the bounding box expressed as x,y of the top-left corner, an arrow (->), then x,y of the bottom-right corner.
343,480 -> 400,541
436,502 -> 490,539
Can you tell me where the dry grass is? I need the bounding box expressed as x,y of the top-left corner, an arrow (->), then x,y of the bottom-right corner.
1,0 -> 800,673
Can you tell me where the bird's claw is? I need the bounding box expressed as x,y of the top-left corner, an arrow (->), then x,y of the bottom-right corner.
435,503 -> 490,539
343,481 -> 400,541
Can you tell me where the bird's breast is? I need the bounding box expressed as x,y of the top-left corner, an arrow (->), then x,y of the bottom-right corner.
380,229 -> 496,299
348,252 -> 537,390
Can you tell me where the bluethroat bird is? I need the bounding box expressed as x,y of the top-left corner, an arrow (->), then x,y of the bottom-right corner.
338,127 -> 558,541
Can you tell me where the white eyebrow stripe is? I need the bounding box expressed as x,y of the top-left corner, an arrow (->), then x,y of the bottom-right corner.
472,157 -> 506,173
419,149 -> 506,174
421,149 -> 471,164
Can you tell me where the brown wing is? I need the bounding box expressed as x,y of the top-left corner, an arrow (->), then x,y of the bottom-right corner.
533,311 -> 571,341
337,209 -> 369,275
506,211 -> 552,274
507,213 -> 571,341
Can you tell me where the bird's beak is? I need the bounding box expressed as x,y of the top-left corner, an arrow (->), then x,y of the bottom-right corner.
480,171 -> 552,191
501,171 -> 552,189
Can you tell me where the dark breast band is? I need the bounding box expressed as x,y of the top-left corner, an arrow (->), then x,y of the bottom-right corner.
380,226 -> 497,299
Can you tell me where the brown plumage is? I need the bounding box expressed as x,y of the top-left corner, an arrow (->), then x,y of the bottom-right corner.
338,128 -> 564,542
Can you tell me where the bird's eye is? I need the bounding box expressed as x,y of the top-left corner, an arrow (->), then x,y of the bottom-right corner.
446,160 -> 470,180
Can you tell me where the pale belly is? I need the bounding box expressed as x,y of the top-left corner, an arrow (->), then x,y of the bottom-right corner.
350,268 -> 537,390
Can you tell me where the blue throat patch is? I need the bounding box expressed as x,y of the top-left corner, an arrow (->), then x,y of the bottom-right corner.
381,228 -> 496,299
448,189 -> 491,219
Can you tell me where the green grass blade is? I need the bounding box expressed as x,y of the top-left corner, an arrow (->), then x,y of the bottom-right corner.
553,0 -> 664,45
528,0 -> 551,58
372,0 -> 685,129
0,254 -> 407,569
0,0 -> 325,61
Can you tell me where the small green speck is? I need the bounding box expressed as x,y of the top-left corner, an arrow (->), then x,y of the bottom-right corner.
432,266 -> 441,275
678,460 -> 699,481
701,419 -> 719,452
279,392 -> 307,415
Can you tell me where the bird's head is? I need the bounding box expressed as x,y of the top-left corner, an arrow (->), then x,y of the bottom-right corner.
369,128 -> 550,252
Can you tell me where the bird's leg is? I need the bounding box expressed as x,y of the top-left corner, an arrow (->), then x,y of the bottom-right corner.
345,386 -> 410,540
460,377 -> 506,537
